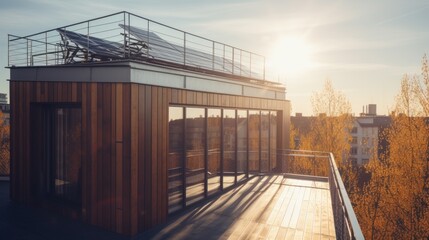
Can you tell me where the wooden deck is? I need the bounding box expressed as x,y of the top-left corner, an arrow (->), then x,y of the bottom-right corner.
141,175 -> 336,240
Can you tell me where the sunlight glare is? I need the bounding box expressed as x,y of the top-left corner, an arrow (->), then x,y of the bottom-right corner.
267,36 -> 315,77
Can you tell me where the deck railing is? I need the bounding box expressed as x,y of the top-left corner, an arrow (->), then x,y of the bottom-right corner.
7,11 -> 267,81
279,149 -> 364,240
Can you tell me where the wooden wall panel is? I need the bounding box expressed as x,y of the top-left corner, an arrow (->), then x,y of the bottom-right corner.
137,85 -> 146,231
10,79 -> 290,236
130,85 -> 139,235
122,84 -> 131,235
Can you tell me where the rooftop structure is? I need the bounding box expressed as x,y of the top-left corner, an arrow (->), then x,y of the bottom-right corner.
7,12 -> 362,239
8,11 -> 274,84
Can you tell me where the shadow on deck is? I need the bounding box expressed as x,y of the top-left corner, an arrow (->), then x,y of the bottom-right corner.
138,174 -> 335,240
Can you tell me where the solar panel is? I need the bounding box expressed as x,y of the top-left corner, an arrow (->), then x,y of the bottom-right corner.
57,28 -> 125,62
119,24 -> 245,74
119,24 -> 185,64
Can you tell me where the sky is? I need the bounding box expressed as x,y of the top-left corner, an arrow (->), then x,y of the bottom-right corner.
1,0 -> 428,116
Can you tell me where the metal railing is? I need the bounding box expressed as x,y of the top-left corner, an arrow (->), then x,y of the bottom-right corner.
279,149 -> 364,240
8,11 -> 267,81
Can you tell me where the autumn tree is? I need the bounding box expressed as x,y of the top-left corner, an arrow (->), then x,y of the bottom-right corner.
294,80 -> 354,178
0,111 -> 10,176
355,56 -> 429,239
303,80 -> 353,160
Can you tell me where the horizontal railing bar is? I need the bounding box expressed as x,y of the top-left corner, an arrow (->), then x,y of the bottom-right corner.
11,11 -> 127,40
283,153 -> 329,158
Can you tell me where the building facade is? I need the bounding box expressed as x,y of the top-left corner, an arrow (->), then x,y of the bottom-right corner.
8,12 -> 290,236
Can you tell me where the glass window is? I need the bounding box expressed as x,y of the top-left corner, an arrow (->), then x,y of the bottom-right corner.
168,107 -> 184,213
207,109 -> 221,195
260,111 -> 269,173
185,108 -> 206,205
270,111 -> 277,172
223,109 -> 236,188
47,107 -> 82,205
248,110 -> 260,175
237,110 -> 248,182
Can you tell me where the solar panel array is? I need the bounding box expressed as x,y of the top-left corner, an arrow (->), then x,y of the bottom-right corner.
119,24 -> 253,76
8,11 -> 267,81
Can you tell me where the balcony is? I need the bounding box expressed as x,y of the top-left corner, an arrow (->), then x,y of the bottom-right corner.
142,150 -> 364,240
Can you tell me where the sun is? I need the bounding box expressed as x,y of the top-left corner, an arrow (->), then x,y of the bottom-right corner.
267,36 -> 315,77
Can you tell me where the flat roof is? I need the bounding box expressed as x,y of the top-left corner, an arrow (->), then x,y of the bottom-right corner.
10,60 -> 287,100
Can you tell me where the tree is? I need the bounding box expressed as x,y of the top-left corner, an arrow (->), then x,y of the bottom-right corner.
0,111 -> 10,176
354,56 -> 429,239
295,80 -> 354,179
305,80 -> 353,162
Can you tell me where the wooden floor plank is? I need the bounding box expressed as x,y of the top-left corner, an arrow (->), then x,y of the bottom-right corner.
143,175 -> 336,240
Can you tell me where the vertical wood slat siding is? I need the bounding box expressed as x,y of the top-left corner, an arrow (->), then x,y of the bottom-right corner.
122,84 -> 131,235
10,81 -> 290,236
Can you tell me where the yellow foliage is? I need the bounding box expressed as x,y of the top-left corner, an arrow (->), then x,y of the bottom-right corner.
354,56 -> 429,239
0,111 -> 10,176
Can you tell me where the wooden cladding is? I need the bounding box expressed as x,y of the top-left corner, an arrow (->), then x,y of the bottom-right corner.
10,80 -> 290,236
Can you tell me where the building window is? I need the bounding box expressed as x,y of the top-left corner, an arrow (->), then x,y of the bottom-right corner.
350,147 -> 358,155
207,109 -> 221,196
185,108 -> 206,206
223,109 -> 236,188
269,111 -> 277,172
168,106 -> 280,213
351,127 -> 357,133
351,137 -> 358,144
168,107 -> 184,213
237,110 -> 248,182
248,110 -> 260,175
349,158 -> 358,167
260,111 -> 269,173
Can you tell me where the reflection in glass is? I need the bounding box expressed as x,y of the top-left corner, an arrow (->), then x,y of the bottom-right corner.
50,108 -> 82,205
261,111 -> 269,173
207,109 -> 221,195
185,108 -> 206,205
223,109 -> 236,188
237,110 -> 247,182
168,107 -> 184,213
270,111 -> 277,172
248,110 -> 260,175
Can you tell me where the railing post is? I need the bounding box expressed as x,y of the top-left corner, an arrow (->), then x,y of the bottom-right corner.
183,32 -> 186,65
212,41 -> 215,71
26,38 -> 29,66
232,47 -> 235,75
250,53 -> 252,79
7,35 -> 10,67
45,32 -> 48,65
29,39 -> 33,66
223,45 -> 225,73
239,50 -> 242,76
263,57 -> 266,81
123,12 -> 126,58
147,20 -> 150,57
87,21 -> 90,61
